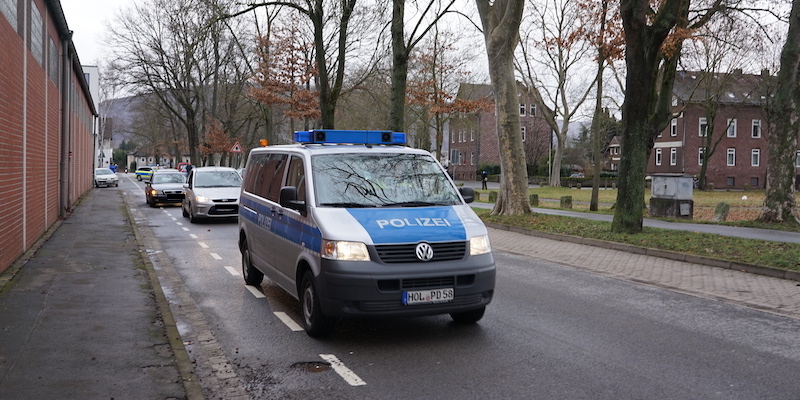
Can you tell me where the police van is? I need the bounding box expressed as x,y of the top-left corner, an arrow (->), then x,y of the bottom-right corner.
238,130 -> 495,337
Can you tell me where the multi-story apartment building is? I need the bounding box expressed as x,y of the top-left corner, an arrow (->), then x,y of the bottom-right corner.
648,69 -> 800,190
448,83 -> 551,181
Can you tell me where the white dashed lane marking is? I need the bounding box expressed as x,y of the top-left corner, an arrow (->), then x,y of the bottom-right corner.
245,285 -> 266,298
319,354 -> 366,386
199,242 -> 209,249
224,266 -> 239,276
274,312 -> 304,332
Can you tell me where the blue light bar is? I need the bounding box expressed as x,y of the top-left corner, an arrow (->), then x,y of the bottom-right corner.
294,130 -> 406,145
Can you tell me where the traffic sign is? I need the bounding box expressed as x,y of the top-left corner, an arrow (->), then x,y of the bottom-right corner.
230,142 -> 242,153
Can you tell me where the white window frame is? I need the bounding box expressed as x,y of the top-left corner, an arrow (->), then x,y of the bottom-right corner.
655,148 -> 662,166
751,149 -> 760,167
752,119 -> 761,138
470,129 -> 475,141
727,118 -> 737,138
727,148 -> 736,166
520,104 -> 526,116
698,147 -> 706,165
1,0 -> 18,32
530,104 -> 536,116
670,148 -> 677,165
521,126 -> 526,142
699,118 -> 708,137
470,151 -> 475,165
670,118 -> 678,137
796,151 -> 800,167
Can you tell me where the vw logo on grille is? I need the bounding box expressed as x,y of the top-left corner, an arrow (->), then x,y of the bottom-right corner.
415,242 -> 434,261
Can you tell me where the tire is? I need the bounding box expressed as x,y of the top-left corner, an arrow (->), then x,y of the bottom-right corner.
182,203 -> 189,218
94,181 -> 99,188
450,306 -> 486,324
301,271 -> 334,337
147,197 -> 155,207
136,175 -> 141,181
240,241 -> 263,286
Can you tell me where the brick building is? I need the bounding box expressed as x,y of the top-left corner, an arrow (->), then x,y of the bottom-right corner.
1,0 -> 97,273
448,83 -> 551,181
648,70 -> 799,189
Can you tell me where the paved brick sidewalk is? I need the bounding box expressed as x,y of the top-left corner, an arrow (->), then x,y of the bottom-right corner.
488,227 -> 800,319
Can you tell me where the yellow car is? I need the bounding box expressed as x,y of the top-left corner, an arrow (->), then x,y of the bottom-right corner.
135,166 -> 158,181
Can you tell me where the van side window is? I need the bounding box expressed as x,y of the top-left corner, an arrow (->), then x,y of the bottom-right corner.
264,154 -> 288,202
286,156 -> 306,203
244,153 -> 267,194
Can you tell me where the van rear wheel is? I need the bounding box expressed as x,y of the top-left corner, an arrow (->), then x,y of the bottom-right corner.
301,271 -> 334,337
241,242 -> 263,286
450,306 -> 486,324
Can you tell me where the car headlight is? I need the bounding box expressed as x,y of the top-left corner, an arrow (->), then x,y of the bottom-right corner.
195,195 -> 211,203
321,240 -> 370,261
149,189 -> 158,196
469,234 -> 491,256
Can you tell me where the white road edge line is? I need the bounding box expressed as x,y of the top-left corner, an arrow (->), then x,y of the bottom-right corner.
210,253 -> 222,260
224,266 -> 240,276
245,285 -> 266,298
319,354 -> 366,386
273,312 -> 304,332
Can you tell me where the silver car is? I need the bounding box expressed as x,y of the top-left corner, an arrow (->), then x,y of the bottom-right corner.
94,168 -> 119,187
182,166 -> 242,223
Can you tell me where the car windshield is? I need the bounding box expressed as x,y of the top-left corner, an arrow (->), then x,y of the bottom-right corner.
152,173 -> 185,184
312,153 -> 461,207
95,168 -> 114,175
194,170 -> 242,188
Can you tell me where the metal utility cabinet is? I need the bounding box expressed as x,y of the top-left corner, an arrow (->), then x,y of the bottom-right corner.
649,174 -> 694,219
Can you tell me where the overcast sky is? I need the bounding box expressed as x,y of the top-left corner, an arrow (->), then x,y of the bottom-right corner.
60,0 -> 130,66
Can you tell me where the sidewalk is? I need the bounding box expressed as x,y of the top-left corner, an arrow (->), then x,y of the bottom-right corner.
0,188 -> 198,399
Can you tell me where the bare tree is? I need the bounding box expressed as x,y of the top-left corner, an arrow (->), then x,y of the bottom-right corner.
476,0 -> 530,215
517,0 -> 598,188
759,0 -> 800,224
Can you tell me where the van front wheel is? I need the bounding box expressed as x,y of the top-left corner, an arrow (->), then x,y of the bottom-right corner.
241,242 -> 263,286
301,271 -> 334,337
450,306 -> 486,324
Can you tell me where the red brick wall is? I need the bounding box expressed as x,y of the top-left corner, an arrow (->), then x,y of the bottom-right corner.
0,1 -> 95,273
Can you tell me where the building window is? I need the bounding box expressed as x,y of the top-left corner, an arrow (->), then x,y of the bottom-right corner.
727,177 -> 736,186
530,104 -> 536,116
1,0 -> 17,32
670,148 -> 677,165
752,120 -> 762,138
727,148 -> 735,166
751,149 -> 760,167
451,132 -> 455,143
470,151 -> 474,165
750,177 -> 759,187
727,118 -> 737,138
797,151 -> 800,167
698,147 -> 706,165
611,163 -> 618,171
450,149 -> 460,165
470,129 -> 475,141
48,38 -> 59,86
670,118 -> 678,137
521,126 -> 526,141
655,148 -> 662,166
31,2 -> 44,65
520,104 -> 526,116
699,118 -> 708,137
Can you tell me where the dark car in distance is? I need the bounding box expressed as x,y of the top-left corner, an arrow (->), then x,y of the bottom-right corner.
145,169 -> 186,207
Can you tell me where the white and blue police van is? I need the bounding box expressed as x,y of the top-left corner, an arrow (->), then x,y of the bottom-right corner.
238,130 -> 495,337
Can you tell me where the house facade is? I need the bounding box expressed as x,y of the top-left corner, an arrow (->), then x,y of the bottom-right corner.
448,83 -> 551,181
0,0 -> 97,273
648,70 -> 799,189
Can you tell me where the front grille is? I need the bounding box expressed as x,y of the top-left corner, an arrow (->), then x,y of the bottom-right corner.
377,274 -> 475,292
209,204 -> 238,215
375,241 -> 467,263
359,293 -> 485,312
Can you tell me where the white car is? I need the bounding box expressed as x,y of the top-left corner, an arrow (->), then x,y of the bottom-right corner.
182,166 -> 242,223
94,168 -> 119,187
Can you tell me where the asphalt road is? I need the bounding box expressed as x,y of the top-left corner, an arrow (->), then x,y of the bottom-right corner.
124,176 -> 800,399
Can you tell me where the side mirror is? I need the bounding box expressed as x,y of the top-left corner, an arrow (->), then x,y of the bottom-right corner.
459,187 -> 475,203
280,186 -> 307,215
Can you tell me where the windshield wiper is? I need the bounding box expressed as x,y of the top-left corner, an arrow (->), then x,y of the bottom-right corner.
320,202 -> 376,208
381,201 -> 443,207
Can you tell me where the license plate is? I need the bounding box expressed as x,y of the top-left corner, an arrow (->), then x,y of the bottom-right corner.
402,288 -> 454,305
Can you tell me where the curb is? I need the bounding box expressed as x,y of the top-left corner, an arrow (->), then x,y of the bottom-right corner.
123,193 -> 206,400
484,222 -> 800,283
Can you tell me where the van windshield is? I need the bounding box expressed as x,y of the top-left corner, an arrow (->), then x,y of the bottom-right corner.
312,153 -> 461,207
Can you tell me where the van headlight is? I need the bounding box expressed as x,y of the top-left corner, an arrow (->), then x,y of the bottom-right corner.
195,195 -> 211,203
469,235 -> 491,256
321,240 -> 370,261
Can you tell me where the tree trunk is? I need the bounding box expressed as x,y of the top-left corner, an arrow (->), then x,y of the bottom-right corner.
476,0 -> 529,215
389,0 -> 407,133
759,0 -> 800,223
